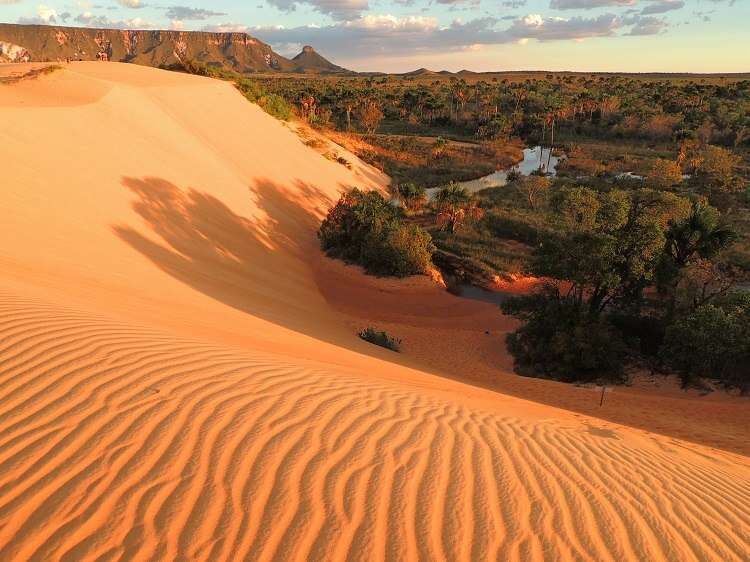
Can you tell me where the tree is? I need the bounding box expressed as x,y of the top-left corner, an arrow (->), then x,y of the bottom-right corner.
433,183 -> 483,233
695,145 -> 743,193
658,200 -> 735,312
502,286 -> 628,383
661,303 -> 749,392
358,100 -> 384,134
661,201 -> 734,271
649,158 -> 683,188
516,174 -> 551,210
395,182 -> 427,213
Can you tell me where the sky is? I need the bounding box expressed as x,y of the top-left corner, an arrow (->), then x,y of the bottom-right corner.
1,0 -> 747,72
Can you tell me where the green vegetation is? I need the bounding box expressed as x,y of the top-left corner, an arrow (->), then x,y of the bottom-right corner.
318,188 -> 434,277
358,327 -> 402,352
497,187 -> 744,389
661,299 -> 749,392
230,66 -> 750,391
393,182 -> 427,214
433,183 -> 483,233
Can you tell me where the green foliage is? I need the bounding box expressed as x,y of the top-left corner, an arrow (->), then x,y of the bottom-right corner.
648,158 -> 683,188
434,183 -> 483,233
319,189 -> 434,277
657,201 -> 736,310
395,182 -> 427,213
502,287 -> 628,383
516,174 -> 551,209
358,327 -> 401,352
259,93 -> 292,121
661,303 -> 749,392
695,145 -> 743,193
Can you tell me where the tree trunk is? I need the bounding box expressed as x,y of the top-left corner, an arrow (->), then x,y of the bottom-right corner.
547,119 -> 555,171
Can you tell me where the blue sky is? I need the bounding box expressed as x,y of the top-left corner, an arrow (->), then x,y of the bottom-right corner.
1,0 -> 747,72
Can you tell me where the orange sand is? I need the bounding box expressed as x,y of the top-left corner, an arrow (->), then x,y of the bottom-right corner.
0,62 -> 748,561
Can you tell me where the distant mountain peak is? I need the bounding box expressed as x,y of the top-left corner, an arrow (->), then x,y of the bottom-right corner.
292,45 -> 348,74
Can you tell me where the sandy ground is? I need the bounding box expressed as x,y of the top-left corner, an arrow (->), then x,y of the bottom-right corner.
0,62 -> 748,561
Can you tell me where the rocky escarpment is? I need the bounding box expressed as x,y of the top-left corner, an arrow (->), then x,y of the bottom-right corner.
0,23 -> 300,72
0,40 -> 30,63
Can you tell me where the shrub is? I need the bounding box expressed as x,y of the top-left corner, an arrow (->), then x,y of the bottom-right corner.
319,189 -> 434,277
358,327 -> 401,352
259,94 -> 292,121
648,158 -> 683,188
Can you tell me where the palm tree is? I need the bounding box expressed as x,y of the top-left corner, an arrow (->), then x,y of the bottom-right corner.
396,182 -> 427,214
665,201 -> 735,268
434,183 -> 483,233
661,201 -> 736,313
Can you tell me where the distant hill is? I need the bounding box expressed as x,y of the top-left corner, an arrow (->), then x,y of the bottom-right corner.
401,68 -> 438,77
0,23 -> 345,73
291,45 -> 347,73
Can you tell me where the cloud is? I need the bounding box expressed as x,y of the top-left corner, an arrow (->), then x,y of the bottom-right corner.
117,0 -> 146,7
17,4 -> 58,24
201,22 -> 250,33
550,0 -> 635,9
640,0 -> 684,14
254,12 -> 640,60
164,6 -> 227,20
73,11 -> 155,28
623,14 -> 667,34
265,0 -> 369,20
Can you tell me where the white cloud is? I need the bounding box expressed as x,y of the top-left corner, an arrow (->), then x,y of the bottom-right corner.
255,12 -> 644,60
201,22 -> 250,33
73,12 -> 156,29
165,7 -> 227,20
550,0 -> 635,9
117,0 -> 146,7
37,5 -> 58,23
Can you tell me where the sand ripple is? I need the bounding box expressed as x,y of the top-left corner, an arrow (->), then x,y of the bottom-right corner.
0,295 -> 748,562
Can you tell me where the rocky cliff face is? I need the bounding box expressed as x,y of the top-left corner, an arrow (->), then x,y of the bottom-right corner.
0,40 -> 31,63
0,23 -> 299,72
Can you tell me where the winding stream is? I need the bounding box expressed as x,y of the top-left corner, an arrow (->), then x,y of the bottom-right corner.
426,145 -> 561,200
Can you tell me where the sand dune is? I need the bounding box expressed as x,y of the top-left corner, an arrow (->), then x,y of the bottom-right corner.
1,62 -> 748,561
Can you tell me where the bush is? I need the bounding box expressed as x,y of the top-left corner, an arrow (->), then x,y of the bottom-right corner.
359,327 -> 401,351
319,189 -> 434,277
502,288 -> 628,383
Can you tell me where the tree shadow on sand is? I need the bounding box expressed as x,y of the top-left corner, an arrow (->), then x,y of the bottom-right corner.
112,176 -> 362,346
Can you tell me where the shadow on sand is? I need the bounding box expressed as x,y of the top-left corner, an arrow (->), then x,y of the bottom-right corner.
112,176 -> 367,347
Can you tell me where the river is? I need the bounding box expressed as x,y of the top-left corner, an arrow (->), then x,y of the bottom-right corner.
426,145 -> 561,199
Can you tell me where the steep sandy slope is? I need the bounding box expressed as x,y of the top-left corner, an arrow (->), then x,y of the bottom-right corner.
0,63 -> 748,561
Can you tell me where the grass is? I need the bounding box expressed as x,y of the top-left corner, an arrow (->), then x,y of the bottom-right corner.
359,327 -> 401,351
0,64 -> 62,85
